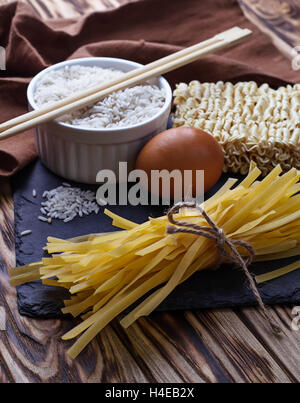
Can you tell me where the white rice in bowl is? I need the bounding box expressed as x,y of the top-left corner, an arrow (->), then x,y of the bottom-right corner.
33,65 -> 166,129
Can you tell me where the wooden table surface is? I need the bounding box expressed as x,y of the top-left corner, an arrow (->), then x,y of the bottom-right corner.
0,0 -> 300,383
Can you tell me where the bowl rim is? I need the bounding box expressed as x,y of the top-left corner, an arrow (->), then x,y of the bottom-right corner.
27,56 -> 173,134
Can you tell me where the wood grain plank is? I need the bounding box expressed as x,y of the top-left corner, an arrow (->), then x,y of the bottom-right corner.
237,305 -> 300,381
95,325 -> 149,382
134,314 -> 226,383
112,318 -> 207,383
113,322 -> 185,382
0,362 -> 12,383
184,309 -> 292,383
239,0 -> 300,59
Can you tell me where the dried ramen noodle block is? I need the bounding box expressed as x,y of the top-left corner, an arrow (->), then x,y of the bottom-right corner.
173,81 -> 300,175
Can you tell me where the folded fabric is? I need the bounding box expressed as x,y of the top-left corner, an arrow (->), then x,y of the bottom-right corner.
0,0 -> 298,177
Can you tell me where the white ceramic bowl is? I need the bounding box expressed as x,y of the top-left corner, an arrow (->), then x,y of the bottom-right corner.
27,57 -> 172,184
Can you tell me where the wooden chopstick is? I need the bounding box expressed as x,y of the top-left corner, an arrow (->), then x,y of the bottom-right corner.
0,33 -> 221,134
0,27 -> 251,140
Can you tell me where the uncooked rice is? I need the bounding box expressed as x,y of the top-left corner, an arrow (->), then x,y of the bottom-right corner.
34,65 -> 166,129
38,215 -> 48,222
20,230 -> 32,236
40,184 -> 100,223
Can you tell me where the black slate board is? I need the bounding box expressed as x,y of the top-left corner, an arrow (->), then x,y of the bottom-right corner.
12,159 -> 300,319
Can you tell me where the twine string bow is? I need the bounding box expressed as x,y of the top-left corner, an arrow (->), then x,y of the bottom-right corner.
166,202 -> 282,335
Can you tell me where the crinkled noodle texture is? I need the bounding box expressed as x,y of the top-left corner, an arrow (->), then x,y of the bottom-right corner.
173,81 -> 300,176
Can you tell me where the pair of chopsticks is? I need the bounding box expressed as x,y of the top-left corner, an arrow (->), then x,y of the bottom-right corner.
0,27 -> 252,140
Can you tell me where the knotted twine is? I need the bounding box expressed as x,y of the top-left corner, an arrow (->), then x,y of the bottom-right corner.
166,202 -> 282,335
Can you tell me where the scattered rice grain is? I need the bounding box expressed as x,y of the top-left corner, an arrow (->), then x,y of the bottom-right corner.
39,183 -> 100,223
38,216 -> 48,222
20,230 -> 32,236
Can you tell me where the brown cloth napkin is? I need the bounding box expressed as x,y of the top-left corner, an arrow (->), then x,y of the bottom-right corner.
0,0 -> 298,177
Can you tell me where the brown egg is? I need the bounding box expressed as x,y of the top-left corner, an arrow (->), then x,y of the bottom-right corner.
136,127 -> 224,200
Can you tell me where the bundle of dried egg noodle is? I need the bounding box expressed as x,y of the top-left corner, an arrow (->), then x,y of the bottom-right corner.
10,162 -> 300,359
